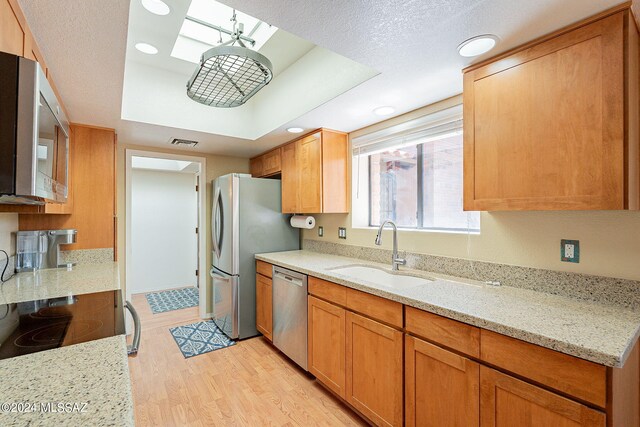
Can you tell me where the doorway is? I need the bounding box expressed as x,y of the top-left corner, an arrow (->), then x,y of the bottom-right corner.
125,150 -> 207,318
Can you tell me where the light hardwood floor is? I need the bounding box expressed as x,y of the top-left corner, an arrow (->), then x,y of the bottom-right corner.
128,292 -> 367,427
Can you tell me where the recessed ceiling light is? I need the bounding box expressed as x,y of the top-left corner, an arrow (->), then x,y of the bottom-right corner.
141,0 -> 170,15
135,42 -> 158,55
457,34 -> 499,57
373,106 -> 395,116
287,127 -> 304,133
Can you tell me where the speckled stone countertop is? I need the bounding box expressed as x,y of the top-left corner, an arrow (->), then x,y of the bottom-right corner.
0,262 -> 120,305
0,336 -> 134,426
257,250 -> 640,367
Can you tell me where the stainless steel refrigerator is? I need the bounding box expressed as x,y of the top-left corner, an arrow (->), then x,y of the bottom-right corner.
210,173 -> 299,339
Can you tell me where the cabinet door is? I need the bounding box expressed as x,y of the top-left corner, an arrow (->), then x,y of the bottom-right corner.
281,142 -> 298,213
346,311 -> 403,427
255,273 -> 272,340
296,133 -> 322,213
262,148 -> 282,176
464,13 -> 625,211
406,335 -> 479,427
480,366 -> 605,427
250,156 -> 263,177
308,296 -> 346,398
0,0 -> 25,56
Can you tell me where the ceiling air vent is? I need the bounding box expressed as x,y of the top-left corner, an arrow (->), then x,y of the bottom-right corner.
170,138 -> 199,148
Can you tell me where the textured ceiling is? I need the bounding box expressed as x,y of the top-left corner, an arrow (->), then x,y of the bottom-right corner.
19,0 -> 129,128
18,0 -> 626,157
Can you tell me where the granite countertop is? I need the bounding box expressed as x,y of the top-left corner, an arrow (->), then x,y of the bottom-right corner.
256,250 -> 640,367
0,262 -> 120,305
0,336 -> 134,427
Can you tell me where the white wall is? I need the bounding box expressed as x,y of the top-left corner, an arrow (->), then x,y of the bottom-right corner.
130,169 -> 198,294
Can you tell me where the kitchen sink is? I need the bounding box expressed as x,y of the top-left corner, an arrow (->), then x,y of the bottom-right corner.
328,265 -> 433,290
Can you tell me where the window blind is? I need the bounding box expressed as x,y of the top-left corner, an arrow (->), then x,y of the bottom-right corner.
351,104 -> 463,156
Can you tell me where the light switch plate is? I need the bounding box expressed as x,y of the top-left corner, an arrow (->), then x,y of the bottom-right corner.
318,226 -> 323,237
561,239 -> 579,263
338,227 -> 347,239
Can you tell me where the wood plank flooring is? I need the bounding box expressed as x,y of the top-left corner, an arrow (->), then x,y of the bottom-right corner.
128,292 -> 366,426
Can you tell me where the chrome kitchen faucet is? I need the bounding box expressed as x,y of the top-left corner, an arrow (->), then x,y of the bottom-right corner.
375,219 -> 406,271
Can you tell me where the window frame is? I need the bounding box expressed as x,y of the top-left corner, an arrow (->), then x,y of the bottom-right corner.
367,134 -> 478,233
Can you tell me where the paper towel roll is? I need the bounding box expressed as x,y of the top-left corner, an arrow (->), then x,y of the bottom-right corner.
290,215 -> 316,229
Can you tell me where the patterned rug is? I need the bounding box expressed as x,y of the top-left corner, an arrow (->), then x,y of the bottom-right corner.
145,287 -> 199,314
169,320 -> 236,358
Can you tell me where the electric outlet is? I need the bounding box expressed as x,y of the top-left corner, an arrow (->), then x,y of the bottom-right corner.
561,239 -> 579,263
318,226 -> 324,237
338,227 -> 347,239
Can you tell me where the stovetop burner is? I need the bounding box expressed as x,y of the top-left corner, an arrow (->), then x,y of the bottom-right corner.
0,290 -> 124,360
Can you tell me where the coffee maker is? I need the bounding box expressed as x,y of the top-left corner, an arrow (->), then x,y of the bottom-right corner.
15,229 -> 77,272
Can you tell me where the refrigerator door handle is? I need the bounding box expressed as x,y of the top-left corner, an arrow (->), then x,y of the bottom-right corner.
212,185 -> 222,258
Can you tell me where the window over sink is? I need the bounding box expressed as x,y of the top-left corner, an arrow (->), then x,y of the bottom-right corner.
353,104 -> 480,232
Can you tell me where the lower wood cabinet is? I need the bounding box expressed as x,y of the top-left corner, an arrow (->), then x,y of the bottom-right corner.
308,295 -> 346,398
255,273 -> 272,340
480,366 -> 605,427
405,335 -> 479,427
346,311 -> 403,427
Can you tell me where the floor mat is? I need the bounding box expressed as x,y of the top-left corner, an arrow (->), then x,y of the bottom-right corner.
169,320 -> 236,358
145,287 -> 199,314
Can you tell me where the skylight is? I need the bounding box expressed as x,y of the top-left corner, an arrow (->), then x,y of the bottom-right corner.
171,0 -> 278,64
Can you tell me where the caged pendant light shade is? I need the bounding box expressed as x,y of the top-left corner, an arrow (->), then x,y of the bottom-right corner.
186,10 -> 273,108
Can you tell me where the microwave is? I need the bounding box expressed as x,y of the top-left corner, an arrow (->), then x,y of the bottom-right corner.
0,52 -> 69,205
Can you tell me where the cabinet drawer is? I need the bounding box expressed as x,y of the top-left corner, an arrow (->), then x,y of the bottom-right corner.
308,276 -> 347,306
256,260 -> 273,278
405,306 -> 480,358
346,288 -> 403,329
480,330 -> 607,407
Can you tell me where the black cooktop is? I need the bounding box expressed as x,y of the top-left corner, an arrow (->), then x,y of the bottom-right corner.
0,290 -> 125,360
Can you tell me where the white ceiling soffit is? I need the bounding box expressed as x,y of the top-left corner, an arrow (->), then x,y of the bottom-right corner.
122,0 -> 379,141
18,0 -> 627,157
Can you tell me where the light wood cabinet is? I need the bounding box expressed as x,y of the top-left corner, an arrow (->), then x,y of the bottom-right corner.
463,9 -> 639,211
278,129 -> 348,214
0,0 -> 25,56
406,335 -> 479,427
18,125 -> 116,252
281,142 -> 298,213
250,148 -> 282,178
255,273 -> 272,340
346,311 -> 403,427
480,366 -> 605,427
308,295 -> 345,398
303,271 -> 640,427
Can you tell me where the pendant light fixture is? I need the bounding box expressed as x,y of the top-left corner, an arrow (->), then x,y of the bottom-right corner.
186,9 -> 273,108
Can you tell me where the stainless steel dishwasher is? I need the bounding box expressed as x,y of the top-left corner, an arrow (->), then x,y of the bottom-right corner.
272,266 -> 308,370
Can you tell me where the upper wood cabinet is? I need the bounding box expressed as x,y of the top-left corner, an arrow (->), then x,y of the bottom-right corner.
18,125 -> 117,252
463,8 -> 639,211
250,148 -> 282,178
280,129 -> 348,214
0,0 -> 24,56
